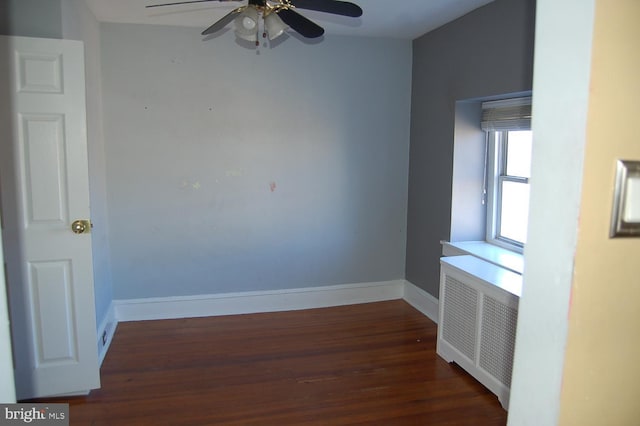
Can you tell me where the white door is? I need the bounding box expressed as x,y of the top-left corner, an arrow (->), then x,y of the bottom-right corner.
0,35 -> 100,399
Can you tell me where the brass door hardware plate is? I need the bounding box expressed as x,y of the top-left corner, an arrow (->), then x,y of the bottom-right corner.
610,160 -> 640,238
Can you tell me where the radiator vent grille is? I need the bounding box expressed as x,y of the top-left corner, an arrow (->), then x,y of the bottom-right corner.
479,295 -> 518,386
441,275 -> 478,361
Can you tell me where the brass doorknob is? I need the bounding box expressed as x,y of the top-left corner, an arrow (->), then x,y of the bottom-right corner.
71,220 -> 91,234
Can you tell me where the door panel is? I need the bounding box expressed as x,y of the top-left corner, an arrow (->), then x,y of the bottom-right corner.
22,114 -> 67,223
30,260 -> 76,365
17,52 -> 63,94
0,35 -> 99,399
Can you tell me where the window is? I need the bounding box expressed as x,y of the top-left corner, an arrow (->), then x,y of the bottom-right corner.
487,129 -> 532,248
482,97 -> 532,251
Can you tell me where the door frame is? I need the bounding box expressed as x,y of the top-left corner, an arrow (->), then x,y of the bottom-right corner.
0,229 -> 17,403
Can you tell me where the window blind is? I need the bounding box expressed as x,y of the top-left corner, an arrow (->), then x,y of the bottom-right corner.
481,97 -> 532,131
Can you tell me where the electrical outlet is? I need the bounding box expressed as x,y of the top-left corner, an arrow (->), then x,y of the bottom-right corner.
102,330 -> 107,346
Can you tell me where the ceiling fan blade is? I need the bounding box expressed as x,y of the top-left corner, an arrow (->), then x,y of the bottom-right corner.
146,0 -> 239,8
277,8 -> 324,38
289,0 -> 362,17
201,7 -> 243,35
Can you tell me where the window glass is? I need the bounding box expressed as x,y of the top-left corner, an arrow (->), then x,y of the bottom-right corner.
505,131 -> 533,178
499,180 -> 530,244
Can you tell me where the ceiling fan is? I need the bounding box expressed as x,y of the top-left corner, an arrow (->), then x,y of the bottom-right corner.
146,0 -> 363,44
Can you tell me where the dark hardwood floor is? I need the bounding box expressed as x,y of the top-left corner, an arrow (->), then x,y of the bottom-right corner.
52,300 -> 507,425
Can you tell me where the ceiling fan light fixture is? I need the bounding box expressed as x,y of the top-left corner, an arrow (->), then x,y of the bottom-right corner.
264,12 -> 288,40
148,0 -> 364,43
234,6 -> 259,42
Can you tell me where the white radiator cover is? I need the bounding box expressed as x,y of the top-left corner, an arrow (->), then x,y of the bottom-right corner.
437,255 -> 522,409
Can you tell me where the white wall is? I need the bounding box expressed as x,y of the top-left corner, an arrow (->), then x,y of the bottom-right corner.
450,100 -> 485,242
508,0 -> 596,424
100,24 -> 412,300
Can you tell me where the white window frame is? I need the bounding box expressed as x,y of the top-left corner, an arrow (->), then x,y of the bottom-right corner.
485,130 -> 530,253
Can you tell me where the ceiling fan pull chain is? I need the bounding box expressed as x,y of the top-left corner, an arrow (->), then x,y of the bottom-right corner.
262,12 -> 267,39
257,15 -> 261,46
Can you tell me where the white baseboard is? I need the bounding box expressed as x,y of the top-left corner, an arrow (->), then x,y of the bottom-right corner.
97,302 -> 117,366
114,280 -> 405,322
402,280 -> 439,323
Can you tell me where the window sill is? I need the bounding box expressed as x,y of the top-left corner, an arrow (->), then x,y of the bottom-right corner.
441,240 -> 524,275
440,255 -> 522,298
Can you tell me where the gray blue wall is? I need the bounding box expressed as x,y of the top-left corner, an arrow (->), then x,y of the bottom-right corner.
0,0 -> 113,334
100,24 -> 412,299
1,0 -> 535,307
406,0 -> 536,297
60,0 -> 113,329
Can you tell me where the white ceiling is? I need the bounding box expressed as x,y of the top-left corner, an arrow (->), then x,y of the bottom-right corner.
84,0 -> 494,40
